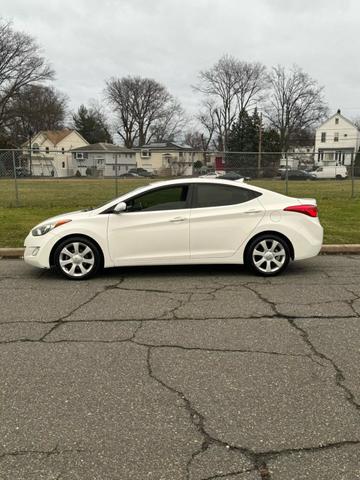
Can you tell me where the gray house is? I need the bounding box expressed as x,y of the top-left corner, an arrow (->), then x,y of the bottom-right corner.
71,143 -> 136,177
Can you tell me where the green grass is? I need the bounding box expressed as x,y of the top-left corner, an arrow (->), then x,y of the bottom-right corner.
0,177 -> 359,247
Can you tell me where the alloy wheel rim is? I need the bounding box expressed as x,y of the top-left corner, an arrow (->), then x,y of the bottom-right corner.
252,239 -> 286,274
59,242 -> 95,277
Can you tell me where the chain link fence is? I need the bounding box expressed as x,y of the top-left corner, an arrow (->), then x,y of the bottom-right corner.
0,148 -> 359,208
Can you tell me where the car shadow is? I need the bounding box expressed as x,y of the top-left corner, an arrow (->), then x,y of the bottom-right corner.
37,260 -> 304,281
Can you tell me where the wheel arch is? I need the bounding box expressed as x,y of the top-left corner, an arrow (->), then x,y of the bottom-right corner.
49,234 -> 105,268
243,230 -> 294,262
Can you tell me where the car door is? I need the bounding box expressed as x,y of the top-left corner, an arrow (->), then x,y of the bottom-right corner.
108,184 -> 191,265
189,183 -> 265,258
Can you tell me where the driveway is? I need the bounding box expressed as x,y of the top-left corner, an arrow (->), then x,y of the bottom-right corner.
0,256 -> 360,479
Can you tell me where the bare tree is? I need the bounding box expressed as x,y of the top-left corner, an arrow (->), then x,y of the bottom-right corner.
105,76 -> 184,147
184,131 -> 204,150
0,20 -> 54,129
194,55 -> 267,149
352,116 -> 360,130
5,85 -> 67,145
197,100 -> 220,150
264,65 -> 328,152
149,98 -> 185,142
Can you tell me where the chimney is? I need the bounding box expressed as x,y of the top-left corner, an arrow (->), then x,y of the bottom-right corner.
337,109 -> 341,114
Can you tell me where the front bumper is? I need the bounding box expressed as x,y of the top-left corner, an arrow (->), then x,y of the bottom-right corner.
23,232 -> 57,269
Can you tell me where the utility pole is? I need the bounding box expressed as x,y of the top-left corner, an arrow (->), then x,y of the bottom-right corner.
257,113 -> 262,177
28,130 -> 33,176
351,152 -> 355,199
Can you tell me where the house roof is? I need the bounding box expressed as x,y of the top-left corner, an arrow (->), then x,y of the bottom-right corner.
42,129 -> 74,145
22,129 -> 89,147
317,110 -> 360,131
137,141 -> 193,151
71,143 -> 134,153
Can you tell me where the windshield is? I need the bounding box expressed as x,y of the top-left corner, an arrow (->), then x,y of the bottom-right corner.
82,185 -> 152,212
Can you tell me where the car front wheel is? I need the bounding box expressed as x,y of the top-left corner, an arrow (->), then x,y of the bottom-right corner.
245,235 -> 290,276
54,237 -> 102,280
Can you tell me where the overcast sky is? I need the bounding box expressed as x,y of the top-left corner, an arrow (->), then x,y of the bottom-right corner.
4,0 -> 360,122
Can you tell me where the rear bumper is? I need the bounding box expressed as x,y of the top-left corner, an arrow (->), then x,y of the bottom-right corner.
291,221 -> 323,260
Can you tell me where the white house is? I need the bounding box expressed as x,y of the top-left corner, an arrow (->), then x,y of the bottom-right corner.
135,142 -> 205,176
279,146 -> 315,170
71,143 -> 136,177
23,129 -> 89,177
315,109 -> 360,166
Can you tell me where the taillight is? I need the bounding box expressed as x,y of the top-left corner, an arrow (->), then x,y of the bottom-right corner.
284,205 -> 318,217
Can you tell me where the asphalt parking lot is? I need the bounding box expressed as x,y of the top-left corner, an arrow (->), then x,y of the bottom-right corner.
0,256 -> 360,480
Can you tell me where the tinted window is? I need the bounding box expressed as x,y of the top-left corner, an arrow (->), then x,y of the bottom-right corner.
194,184 -> 261,208
126,185 -> 189,212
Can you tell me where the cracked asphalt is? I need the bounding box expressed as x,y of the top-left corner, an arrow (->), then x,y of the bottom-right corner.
0,256 -> 360,479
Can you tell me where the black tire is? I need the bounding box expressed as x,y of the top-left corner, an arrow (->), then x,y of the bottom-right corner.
245,234 -> 291,276
335,174 -> 342,180
53,236 -> 102,280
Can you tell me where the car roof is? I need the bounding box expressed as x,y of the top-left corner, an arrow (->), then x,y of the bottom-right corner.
95,177 -> 287,213
147,177 -> 247,188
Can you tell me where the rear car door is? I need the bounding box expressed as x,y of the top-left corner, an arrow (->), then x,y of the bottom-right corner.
189,183 -> 265,258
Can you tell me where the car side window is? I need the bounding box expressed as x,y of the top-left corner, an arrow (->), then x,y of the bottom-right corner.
126,185 -> 189,212
193,184 -> 261,208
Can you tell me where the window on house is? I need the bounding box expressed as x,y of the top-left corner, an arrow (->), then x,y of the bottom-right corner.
62,161 -> 65,168
334,132 -> 339,142
141,149 -> 151,158
335,118 -> 339,124
61,148 -> 65,154
32,143 -> 40,153
45,147 -> 49,154
321,132 -> 326,142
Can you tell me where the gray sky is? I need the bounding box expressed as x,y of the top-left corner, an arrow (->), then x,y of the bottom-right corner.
4,0 -> 360,121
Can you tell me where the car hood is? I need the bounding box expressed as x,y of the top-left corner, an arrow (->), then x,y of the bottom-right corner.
32,209 -> 94,229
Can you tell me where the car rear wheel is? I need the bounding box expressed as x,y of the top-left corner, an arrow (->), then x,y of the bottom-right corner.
245,234 -> 290,276
54,237 -> 102,280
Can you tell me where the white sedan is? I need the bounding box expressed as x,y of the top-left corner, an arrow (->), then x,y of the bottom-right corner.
24,178 -> 323,279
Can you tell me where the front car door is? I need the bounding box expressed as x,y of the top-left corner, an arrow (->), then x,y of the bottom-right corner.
108,184 -> 191,265
189,182 -> 265,258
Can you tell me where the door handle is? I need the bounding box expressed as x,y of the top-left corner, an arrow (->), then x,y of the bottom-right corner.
244,209 -> 262,214
169,216 -> 186,223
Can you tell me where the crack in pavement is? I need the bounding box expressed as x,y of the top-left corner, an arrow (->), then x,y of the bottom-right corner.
39,278 -> 125,341
0,444 -> 85,461
200,467 -> 258,480
131,340 -> 320,365
287,319 -> 360,413
144,345 -> 360,480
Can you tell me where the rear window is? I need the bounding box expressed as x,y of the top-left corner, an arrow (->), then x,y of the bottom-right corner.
194,184 -> 261,208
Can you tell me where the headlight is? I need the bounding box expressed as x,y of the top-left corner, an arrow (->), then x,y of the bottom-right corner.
32,219 -> 72,236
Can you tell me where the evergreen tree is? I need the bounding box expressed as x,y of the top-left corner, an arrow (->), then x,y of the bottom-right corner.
227,109 -> 281,176
72,105 -> 112,144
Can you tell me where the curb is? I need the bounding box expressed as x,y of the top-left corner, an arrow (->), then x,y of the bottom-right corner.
1,245 -> 360,259
0,248 -> 25,258
320,244 -> 360,254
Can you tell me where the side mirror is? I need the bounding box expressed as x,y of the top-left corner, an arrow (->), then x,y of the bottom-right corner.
114,201 -> 127,214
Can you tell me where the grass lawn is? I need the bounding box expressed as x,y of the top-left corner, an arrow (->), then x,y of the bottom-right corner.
0,177 -> 359,247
